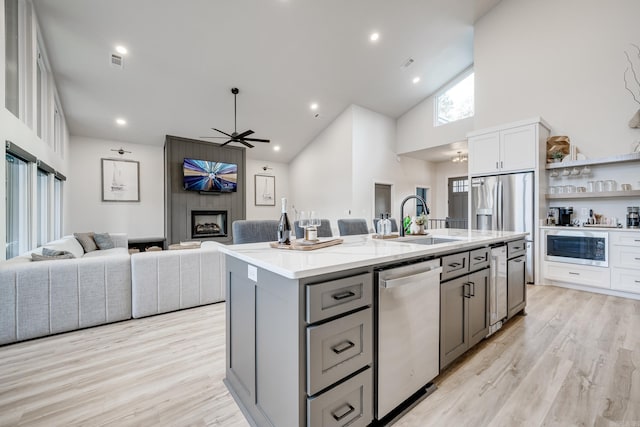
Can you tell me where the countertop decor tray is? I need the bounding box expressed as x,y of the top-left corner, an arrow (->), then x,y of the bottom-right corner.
270,238 -> 344,251
372,233 -> 400,239
582,224 -> 620,228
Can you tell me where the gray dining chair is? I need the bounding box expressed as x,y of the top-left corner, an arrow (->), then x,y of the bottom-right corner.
232,220 -> 280,244
293,219 -> 333,239
372,217 -> 399,233
337,218 -> 369,236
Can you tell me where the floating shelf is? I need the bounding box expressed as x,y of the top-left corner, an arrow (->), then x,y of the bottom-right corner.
545,152 -> 640,170
545,190 -> 640,200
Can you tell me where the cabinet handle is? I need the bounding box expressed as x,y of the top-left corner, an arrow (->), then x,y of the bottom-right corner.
496,161 -> 499,169
331,340 -> 355,355
332,403 -> 355,421
464,283 -> 471,298
473,256 -> 486,261
513,258 -> 523,263
635,258 -> 640,261
448,262 -> 462,268
332,290 -> 355,301
501,161 -> 503,169
569,272 -> 580,275
469,281 -> 476,297
512,246 -> 521,250
635,280 -> 640,283
635,240 -> 640,242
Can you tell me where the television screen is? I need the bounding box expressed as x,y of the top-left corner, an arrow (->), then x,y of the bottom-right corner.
183,158 -> 238,192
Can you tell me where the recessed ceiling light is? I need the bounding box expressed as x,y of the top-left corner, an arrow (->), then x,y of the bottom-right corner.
273,145 -> 281,152
115,45 -> 128,55
412,76 -> 421,84
370,32 -> 380,42
115,118 -> 127,126
310,103 -> 318,111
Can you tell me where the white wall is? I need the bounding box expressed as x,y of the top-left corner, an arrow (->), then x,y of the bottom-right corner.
352,105 -> 436,229
245,158 -> 289,220
289,106 -> 354,233
474,0 -> 640,158
67,137 -> 164,238
396,85 -> 474,155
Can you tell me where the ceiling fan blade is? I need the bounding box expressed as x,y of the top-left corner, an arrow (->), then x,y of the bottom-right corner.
242,137 -> 270,143
220,139 -> 233,147
212,128 -> 232,137
199,136 -> 230,139
236,129 -> 254,139
240,140 -> 255,148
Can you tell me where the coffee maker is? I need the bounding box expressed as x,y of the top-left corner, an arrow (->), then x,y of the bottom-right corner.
628,206 -> 640,229
557,207 -> 573,226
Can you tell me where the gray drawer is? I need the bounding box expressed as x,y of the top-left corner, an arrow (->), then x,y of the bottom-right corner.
307,368 -> 373,427
507,239 -> 526,259
306,273 -> 372,324
469,247 -> 490,271
441,251 -> 469,282
307,308 -> 372,396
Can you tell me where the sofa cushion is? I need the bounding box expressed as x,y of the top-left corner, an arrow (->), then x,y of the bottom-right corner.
45,237 -> 85,259
93,233 -> 115,250
82,247 -> 129,258
42,248 -> 75,257
74,232 -> 98,253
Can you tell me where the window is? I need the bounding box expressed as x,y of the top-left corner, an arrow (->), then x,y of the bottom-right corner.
36,47 -> 47,141
54,177 -> 63,239
36,168 -> 49,246
6,153 -> 30,259
53,100 -> 63,154
451,179 -> 469,193
416,187 -> 429,216
435,71 -> 474,126
5,0 -> 20,116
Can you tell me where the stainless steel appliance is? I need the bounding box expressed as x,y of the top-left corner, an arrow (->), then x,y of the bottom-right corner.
376,259 -> 442,421
628,206 -> 640,228
545,229 -> 608,267
471,172 -> 535,283
557,207 -> 574,226
488,245 -> 507,336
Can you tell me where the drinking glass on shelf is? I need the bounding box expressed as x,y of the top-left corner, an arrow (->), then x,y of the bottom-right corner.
581,166 -> 591,176
298,211 -> 309,229
549,170 -> 559,178
309,211 -> 321,228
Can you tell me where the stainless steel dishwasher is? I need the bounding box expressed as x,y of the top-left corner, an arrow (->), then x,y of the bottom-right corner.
376,259 -> 442,421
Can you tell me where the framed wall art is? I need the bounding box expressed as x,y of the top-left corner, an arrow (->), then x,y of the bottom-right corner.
254,174 -> 275,206
101,158 -> 140,202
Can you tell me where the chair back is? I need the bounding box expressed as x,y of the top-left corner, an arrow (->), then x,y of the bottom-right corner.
294,219 -> 333,239
337,218 -> 369,236
372,218 -> 399,233
232,220 -> 280,244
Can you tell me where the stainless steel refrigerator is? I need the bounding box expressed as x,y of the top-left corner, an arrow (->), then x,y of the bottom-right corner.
471,171 -> 535,283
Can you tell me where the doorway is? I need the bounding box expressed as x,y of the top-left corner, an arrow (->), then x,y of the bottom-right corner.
374,183 -> 392,219
448,176 -> 468,228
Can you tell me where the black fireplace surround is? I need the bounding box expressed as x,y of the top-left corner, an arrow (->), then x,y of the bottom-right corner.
191,210 -> 227,239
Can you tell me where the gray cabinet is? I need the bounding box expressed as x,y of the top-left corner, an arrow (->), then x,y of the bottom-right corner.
507,255 -> 526,319
440,250 -> 490,370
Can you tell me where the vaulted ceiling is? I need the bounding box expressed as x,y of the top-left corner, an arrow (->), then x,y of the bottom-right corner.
33,0 -> 500,162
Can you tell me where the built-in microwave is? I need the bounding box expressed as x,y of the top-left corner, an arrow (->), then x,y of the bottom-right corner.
545,229 -> 608,267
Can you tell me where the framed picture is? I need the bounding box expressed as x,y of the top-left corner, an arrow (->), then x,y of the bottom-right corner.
254,174 -> 275,206
101,158 -> 140,202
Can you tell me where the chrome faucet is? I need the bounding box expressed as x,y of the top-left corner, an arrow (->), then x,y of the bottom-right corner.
400,195 -> 429,236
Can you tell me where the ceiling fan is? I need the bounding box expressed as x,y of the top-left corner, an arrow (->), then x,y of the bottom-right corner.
200,87 -> 270,148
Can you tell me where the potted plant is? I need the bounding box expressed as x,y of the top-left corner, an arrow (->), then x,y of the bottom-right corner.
410,213 -> 428,234
551,151 -> 564,163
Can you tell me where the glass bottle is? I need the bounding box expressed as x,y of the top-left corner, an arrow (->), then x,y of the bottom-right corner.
376,213 -> 384,235
383,213 -> 392,236
277,198 -> 292,244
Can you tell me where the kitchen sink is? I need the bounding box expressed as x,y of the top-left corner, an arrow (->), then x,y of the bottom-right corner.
391,236 -> 462,245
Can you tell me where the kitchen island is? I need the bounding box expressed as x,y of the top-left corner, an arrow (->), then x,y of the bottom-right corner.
218,228 -> 528,427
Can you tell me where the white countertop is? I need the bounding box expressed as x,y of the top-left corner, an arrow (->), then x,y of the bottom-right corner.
218,228 -> 528,279
540,226 -> 640,232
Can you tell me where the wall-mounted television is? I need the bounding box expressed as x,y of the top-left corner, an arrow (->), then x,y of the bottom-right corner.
183,158 -> 238,192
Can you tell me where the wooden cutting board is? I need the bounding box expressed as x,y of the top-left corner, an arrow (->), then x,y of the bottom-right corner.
270,238 -> 344,251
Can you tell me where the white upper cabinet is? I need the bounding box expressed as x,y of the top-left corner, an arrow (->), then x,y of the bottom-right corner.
467,119 -> 549,176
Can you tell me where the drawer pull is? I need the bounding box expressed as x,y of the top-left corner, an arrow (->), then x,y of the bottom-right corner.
464,283 -> 471,298
512,246 -> 522,251
331,340 -> 355,354
635,258 -> 640,261
636,280 -> 640,283
469,281 -> 476,297
513,258 -> 523,263
332,403 -> 355,421
569,272 -> 580,275
332,290 -> 356,301
448,262 -> 462,268
473,256 -> 486,261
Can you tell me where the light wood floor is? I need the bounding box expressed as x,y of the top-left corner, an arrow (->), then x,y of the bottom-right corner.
1,285 -> 639,426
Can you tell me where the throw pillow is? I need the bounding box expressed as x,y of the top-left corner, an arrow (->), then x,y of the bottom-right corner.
93,233 -> 115,250
74,232 -> 98,253
42,247 -> 76,257
32,252 -> 75,261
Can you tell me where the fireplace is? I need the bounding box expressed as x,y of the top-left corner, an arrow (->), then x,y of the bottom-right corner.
191,210 -> 227,239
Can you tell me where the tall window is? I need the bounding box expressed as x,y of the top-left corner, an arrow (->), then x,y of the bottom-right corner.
54,177 -> 63,239
36,168 -> 49,246
6,153 -> 30,259
435,71 -> 474,126
4,0 -> 20,116
53,100 -> 63,155
36,48 -> 46,140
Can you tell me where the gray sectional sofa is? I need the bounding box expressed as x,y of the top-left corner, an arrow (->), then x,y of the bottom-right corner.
0,235 -> 225,345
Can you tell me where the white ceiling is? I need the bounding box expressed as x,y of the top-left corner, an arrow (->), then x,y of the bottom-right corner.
33,0 -> 500,163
